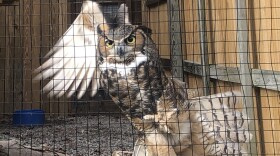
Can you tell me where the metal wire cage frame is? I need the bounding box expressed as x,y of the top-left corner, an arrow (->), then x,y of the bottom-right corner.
0,0 -> 279,155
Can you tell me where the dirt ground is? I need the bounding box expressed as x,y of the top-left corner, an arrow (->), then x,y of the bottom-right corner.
0,114 -> 135,156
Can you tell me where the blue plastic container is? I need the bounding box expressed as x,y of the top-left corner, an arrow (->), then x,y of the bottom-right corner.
13,109 -> 45,126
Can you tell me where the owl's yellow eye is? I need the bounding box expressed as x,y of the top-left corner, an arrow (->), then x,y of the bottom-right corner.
105,39 -> 114,48
125,35 -> 136,45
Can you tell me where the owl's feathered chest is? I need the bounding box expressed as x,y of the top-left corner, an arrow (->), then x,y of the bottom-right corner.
99,56 -> 166,119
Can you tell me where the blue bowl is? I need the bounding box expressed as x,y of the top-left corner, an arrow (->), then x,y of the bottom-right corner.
13,109 -> 45,126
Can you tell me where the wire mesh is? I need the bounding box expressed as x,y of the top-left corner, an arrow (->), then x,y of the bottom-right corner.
0,0 -> 279,155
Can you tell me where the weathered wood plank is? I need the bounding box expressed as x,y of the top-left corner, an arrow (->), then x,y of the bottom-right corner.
237,0 -> 257,153
197,0 -> 210,95
209,65 -> 240,83
252,69 -> 280,90
12,4 -> 22,110
0,6 -> 5,117
147,3 -> 170,58
183,60 -> 203,76
22,0 -> 32,109
167,0 -> 183,80
164,59 -> 280,92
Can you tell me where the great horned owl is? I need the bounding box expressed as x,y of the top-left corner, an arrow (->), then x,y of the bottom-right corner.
97,15 -> 252,156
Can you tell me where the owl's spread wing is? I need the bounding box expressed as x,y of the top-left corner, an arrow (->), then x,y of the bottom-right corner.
188,91 -> 252,155
34,1 -> 104,99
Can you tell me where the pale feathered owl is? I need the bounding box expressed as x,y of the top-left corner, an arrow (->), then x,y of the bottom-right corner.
34,1 -> 129,99
96,15 -> 252,156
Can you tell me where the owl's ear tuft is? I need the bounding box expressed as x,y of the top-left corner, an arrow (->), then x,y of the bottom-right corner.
97,23 -> 109,35
117,4 -> 130,25
136,26 -> 152,36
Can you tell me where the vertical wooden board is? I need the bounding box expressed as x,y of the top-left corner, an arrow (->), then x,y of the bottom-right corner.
270,0 -> 280,71
182,0 -> 201,63
205,0 -> 238,67
0,4 -> 23,113
253,0 -> 275,71
0,7 -> 5,116
257,1 -> 273,70
3,7 -> 13,113
30,0 -> 41,109
167,0 -> 184,80
187,75 -> 204,90
215,81 -> 241,93
58,0 -> 69,115
21,0 -> 33,109
247,0 -> 280,154
260,89 -> 280,155
247,0 -> 262,69
40,1 -> 52,115
7,5 -> 22,112
148,3 -> 170,59
251,0 -> 280,71
237,0 -> 257,153
13,4 -> 23,111
50,0 -> 62,115
4,7 -> 13,113
255,95 -> 263,155
248,0 -> 260,69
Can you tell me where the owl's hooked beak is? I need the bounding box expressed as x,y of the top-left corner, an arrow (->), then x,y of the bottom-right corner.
116,45 -> 125,57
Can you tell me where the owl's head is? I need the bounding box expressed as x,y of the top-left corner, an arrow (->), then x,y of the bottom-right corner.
97,24 -> 152,62
97,4 -> 158,77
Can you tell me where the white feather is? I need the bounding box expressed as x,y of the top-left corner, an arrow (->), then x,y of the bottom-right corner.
34,1 -> 105,99
99,54 -> 147,76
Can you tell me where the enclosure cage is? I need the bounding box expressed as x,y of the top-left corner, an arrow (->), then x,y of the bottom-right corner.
0,0 -> 280,155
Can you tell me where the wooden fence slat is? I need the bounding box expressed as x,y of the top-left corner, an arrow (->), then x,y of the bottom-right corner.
197,0 -> 210,95
167,0 -> 183,80
236,0 -> 258,154
252,69 -> 280,90
165,59 -> 280,92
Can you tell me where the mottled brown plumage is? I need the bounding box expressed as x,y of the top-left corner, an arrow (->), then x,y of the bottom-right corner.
97,15 -> 252,155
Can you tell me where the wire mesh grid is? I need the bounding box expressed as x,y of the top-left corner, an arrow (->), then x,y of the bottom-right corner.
0,0 -> 279,155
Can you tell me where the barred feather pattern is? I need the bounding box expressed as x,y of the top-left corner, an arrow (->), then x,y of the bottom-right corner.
185,91 -> 252,155
132,90 -> 252,156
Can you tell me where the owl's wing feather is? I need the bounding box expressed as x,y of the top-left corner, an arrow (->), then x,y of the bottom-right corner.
34,1 -> 105,99
188,91 -> 252,155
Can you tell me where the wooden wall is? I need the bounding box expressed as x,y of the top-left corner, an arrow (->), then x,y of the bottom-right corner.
0,0 -> 123,118
250,1 -> 280,154
1,0 -> 280,154
0,0 -> 72,117
143,0 -> 280,155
